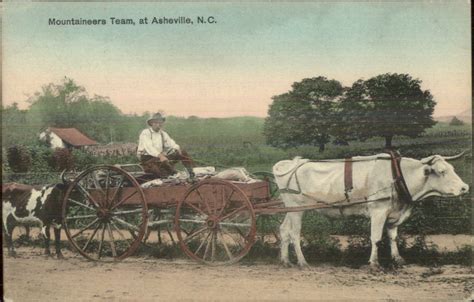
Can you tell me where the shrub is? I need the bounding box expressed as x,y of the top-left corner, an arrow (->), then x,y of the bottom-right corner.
71,149 -> 98,169
7,145 -> 31,173
449,116 -> 464,126
51,148 -> 75,171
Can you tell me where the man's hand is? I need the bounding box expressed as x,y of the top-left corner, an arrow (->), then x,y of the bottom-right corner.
159,153 -> 168,162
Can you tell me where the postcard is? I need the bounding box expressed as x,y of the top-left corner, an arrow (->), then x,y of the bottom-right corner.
2,2 -> 472,301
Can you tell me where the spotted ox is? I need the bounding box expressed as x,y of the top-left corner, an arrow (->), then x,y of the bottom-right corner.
2,182 -> 66,258
273,152 -> 469,268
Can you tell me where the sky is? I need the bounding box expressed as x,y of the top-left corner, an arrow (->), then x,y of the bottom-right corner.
2,1 -> 471,118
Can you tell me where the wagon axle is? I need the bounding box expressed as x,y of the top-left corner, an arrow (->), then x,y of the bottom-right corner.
96,208 -> 111,220
206,216 -> 219,229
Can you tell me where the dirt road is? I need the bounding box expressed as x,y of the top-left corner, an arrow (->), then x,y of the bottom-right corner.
3,246 -> 473,301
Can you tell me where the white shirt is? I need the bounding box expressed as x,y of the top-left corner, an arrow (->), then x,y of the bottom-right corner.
137,128 -> 180,158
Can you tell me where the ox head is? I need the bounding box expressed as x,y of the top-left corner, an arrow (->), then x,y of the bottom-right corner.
419,152 -> 469,199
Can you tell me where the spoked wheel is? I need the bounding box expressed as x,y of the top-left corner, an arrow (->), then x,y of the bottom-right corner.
62,165 -> 148,261
175,179 -> 256,265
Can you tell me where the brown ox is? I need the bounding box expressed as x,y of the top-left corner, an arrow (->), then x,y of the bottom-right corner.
2,182 -> 66,258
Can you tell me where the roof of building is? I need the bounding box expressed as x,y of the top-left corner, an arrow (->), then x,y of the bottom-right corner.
48,127 -> 98,146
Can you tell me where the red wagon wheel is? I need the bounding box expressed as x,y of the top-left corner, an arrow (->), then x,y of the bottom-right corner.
175,179 -> 256,265
62,165 -> 148,261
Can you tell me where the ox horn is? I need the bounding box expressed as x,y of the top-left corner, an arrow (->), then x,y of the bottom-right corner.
60,169 -> 69,184
442,151 -> 467,161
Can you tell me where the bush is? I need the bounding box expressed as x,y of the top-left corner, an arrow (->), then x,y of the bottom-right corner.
449,116 -> 464,126
51,148 -> 75,171
71,149 -> 98,170
7,145 -> 32,173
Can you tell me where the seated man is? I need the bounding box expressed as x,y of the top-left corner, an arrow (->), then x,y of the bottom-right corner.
137,112 -> 194,179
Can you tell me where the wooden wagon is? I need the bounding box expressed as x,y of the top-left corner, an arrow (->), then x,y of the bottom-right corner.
61,165 -> 282,264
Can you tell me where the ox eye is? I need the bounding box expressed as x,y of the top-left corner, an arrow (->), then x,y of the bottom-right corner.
438,170 -> 446,176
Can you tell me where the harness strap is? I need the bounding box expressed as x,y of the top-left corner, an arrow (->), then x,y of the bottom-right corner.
344,158 -> 353,202
160,131 -> 165,151
278,153 -> 413,206
386,150 -> 413,204
278,161 -> 308,194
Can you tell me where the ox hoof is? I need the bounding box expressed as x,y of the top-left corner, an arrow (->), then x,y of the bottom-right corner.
56,253 -> 65,260
368,263 -> 384,273
8,251 -> 17,258
392,257 -> 406,267
281,262 -> 295,268
298,263 -> 311,270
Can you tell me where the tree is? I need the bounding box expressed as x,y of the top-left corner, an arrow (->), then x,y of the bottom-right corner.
449,116 -> 464,126
27,78 -> 88,128
26,78 -> 125,143
342,73 -> 436,148
1,103 -> 35,146
264,77 -> 344,152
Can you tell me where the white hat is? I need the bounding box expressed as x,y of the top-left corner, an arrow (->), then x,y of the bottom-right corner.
147,112 -> 166,125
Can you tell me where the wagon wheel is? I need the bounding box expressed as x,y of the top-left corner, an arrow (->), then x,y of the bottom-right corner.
252,171 -> 283,243
62,165 -> 148,261
175,179 -> 256,265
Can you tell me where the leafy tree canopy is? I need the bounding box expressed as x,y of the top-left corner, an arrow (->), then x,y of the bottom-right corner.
264,76 -> 344,151
341,73 -> 436,147
1,78 -> 162,148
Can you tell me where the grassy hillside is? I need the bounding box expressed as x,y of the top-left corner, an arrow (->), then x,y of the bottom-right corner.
166,116 -> 266,147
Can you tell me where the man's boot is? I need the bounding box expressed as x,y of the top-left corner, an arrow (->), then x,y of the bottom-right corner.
187,168 -> 197,183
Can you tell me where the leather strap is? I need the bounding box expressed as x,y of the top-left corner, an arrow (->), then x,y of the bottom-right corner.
386,150 -> 413,204
344,158 -> 353,193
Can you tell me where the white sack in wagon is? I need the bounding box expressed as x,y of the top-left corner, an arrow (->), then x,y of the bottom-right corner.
192,166 -> 216,177
141,179 -> 164,188
214,167 -> 258,183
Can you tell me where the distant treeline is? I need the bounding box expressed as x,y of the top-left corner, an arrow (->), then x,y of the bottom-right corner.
1,78 -> 268,149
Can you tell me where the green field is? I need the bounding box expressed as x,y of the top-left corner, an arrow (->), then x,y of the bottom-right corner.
165,117 -> 471,177
161,117 -> 473,239
3,116 -> 471,189
2,117 -> 472,235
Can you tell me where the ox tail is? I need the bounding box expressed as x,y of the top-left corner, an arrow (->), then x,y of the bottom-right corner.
3,218 -> 10,236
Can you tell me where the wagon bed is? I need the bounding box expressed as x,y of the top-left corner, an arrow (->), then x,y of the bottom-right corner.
61,165 -> 279,264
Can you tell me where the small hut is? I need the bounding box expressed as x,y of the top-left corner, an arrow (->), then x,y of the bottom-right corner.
39,127 -> 98,149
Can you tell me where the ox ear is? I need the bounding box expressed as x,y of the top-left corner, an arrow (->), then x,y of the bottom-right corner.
421,155 -> 441,165
424,165 -> 432,176
420,155 -> 438,165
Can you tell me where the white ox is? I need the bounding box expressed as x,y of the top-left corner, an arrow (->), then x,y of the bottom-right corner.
273,153 -> 469,268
